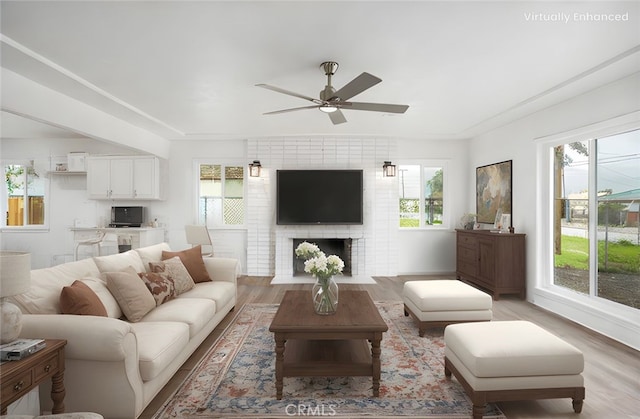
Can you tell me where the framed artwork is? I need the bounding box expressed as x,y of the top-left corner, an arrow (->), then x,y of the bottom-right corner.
476,160 -> 512,225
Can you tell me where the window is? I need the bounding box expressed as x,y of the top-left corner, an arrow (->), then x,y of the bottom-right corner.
2,161 -> 46,228
197,163 -> 245,227
398,163 -> 445,228
552,129 -> 639,310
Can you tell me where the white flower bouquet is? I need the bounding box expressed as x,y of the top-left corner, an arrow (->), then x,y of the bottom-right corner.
295,241 -> 344,314
295,241 -> 344,280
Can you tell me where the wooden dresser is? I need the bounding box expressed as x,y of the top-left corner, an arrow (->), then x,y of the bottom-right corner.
455,229 -> 526,299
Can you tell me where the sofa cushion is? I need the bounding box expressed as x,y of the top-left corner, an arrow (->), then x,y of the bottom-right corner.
162,246 -> 211,283
177,281 -> 235,313
79,277 -> 123,318
60,280 -> 108,316
93,250 -> 145,273
140,298 -> 216,338
10,258 -> 101,314
130,321 -> 189,382
149,257 -> 195,295
105,266 -> 156,322
135,242 -> 171,272
138,271 -> 176,306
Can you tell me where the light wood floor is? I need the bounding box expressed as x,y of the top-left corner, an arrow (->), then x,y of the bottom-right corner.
140,275 -> 640,419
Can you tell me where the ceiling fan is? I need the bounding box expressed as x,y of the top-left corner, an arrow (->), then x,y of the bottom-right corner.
256,61 -> 409,125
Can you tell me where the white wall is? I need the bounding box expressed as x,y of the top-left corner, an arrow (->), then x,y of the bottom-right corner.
469,72 -> 640,349
396,139 -> 470,274
151,139 -> 248,263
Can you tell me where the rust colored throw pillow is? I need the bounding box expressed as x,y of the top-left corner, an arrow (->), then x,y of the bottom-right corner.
60,280 -> 108,316
138,271 -> 176,306
161,245 -> 211,283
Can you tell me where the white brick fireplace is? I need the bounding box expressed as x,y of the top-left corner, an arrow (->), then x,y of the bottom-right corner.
246,137 -> 399,278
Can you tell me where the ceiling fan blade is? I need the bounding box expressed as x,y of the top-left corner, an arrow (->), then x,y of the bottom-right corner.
263,105 -> 319,115
332,72 -> 382,101
345,102 -> 409,114
256,84 -> 319,103
328,109 -> 347,125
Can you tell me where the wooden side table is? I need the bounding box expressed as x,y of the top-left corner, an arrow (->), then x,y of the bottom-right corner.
0,339 -> 67,415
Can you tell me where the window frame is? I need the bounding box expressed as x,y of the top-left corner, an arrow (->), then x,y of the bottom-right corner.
194,160 -> 247,229
536,113 -> 640,317
1,159 -> 49,231
397,159 -> 450,230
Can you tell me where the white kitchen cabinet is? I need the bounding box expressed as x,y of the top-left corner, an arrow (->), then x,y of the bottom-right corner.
87,156 -> 162,200
87,157 -> 112,199
132,156 -> 159,199
109,158 -> 135,199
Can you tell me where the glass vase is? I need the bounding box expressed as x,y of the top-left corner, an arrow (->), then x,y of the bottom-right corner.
312,276 -> 339,315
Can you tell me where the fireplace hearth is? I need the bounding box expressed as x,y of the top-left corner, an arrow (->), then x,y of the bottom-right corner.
292,238 -> 353,276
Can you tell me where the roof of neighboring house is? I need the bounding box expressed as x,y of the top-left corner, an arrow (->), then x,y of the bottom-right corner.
599,189 -> 640,202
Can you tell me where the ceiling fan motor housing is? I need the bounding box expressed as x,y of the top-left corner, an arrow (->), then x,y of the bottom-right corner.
320,61 -> 339,76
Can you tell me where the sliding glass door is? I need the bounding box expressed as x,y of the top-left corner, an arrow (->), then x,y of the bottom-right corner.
552,129 -> 640,309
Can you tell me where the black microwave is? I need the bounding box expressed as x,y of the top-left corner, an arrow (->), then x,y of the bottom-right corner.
110,206 -> 145,227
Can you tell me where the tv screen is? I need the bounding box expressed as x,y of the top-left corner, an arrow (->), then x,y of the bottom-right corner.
111,206 -> 145,227
277,170 -> 363,225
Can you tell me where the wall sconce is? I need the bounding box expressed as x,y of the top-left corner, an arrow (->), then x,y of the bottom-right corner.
249,160 -> 262,177
383,161 -> 396,177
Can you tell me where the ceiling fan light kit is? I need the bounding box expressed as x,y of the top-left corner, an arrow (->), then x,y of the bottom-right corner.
256,61 -> 409,125
319,105 -> 338,113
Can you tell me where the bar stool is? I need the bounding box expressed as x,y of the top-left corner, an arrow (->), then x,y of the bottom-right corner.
74,231 -> 105,260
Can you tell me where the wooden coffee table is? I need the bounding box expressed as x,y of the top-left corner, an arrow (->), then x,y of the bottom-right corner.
269,290 -> 388,399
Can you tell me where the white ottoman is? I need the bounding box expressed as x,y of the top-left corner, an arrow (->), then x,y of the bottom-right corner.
444,321 -> 585,419
403,280 -> 492,336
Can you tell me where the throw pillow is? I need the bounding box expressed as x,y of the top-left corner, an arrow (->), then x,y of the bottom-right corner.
79,277 -> 123,318
105,266 -> 156,322
94,250 -> 145,273
149,256 -> 195,295
138,271 -> 176,306
134,242 -> 171,272
161,246 -> 211,283
60,280 -> 108,317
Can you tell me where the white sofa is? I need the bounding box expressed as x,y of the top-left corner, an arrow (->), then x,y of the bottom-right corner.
9,243 -> 239,419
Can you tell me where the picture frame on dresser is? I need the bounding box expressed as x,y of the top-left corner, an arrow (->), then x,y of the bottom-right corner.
476,160 -> 512,225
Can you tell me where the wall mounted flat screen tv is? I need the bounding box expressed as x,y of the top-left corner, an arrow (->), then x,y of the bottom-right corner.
277,170 -> 363,225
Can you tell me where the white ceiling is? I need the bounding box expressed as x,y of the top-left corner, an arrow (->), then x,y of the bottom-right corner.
1,1 -> 639,141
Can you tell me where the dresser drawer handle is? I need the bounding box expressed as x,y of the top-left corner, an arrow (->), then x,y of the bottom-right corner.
13,381 -> 24,392
44,364 -> 51,372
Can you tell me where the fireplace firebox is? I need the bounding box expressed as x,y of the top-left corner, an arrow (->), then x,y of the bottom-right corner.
292,238 -> 353,276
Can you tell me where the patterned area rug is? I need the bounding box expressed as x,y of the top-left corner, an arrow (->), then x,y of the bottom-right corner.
153,302 -> 505,418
